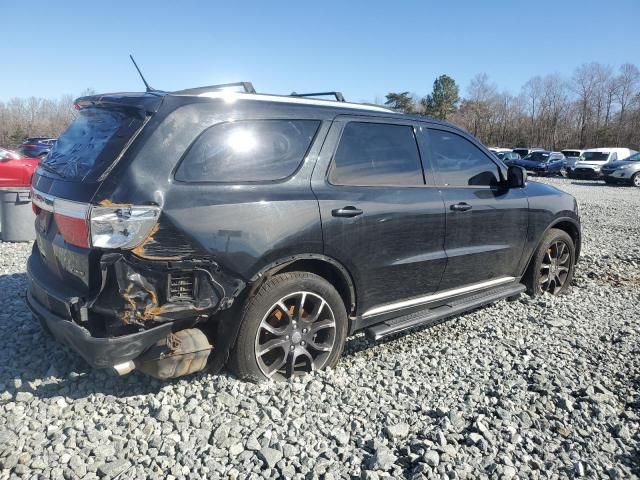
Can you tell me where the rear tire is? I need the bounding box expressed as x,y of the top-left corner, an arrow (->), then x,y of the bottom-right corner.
229,272 -> 348,382
524,228 -> 575,297
632,173 -> 640,188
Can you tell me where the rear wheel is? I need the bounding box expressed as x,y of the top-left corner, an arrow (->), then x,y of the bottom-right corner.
524,228 -> 575,297
559,166 -> 568,177
632,173 -> 640,188
230,272 -> 348,381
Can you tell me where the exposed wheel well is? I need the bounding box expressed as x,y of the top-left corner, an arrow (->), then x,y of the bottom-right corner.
523,220 -> 581,281
552,220 -> 581,262
257,258 -> 356,316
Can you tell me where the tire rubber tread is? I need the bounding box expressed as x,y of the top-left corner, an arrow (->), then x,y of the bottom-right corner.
524,228 -> 575,297
229,271 -> 348,382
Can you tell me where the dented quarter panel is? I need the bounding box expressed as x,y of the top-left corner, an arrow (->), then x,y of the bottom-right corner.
92,99 -> 332,283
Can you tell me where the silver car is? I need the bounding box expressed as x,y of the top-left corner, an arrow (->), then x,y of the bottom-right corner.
601,152 -> 640,187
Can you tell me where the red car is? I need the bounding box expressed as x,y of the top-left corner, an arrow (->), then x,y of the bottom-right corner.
0,147 -> 40,188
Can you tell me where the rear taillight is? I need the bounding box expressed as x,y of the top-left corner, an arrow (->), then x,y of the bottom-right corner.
32,189 -> 160,250
52,198 -> 90,248
90,205 -> 160,249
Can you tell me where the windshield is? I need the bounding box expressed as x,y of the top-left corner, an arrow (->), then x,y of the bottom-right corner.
581,152 -> 609,161
621,152 -> 640,162
562,150 -> 581,157
0,148 -> 20,160
42,107 -> 144,181
513,149 -> 528,157
523,152 -> 550,162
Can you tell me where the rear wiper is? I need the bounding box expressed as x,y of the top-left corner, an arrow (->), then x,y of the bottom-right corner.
38,161 -> 66,179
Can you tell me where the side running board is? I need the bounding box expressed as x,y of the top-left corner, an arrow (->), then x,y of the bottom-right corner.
365,283 -> 526,341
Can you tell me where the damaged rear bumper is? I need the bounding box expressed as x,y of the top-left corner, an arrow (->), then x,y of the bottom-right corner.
26,246 -> 244,371
26,284 -> 172,369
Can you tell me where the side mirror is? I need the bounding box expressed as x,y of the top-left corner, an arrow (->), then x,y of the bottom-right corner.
507,165 -> 527,188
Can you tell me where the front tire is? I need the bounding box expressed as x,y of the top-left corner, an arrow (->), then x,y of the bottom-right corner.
230,272 -> 348,381
524,228 -> 575,297
632,173 -> 640,188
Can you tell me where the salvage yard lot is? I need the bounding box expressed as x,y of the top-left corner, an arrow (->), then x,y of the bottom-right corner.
0,177 -> 638,479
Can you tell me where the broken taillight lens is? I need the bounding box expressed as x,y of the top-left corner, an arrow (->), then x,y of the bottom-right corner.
32,189 -> 160,250
90,205 -> 160,249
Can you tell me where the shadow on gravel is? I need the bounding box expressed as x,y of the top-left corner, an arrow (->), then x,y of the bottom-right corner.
569,181 -> 605,187
0,272 -> 241,402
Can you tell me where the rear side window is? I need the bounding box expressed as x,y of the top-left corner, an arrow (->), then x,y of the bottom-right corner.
175,120 -> 320,183
428,129 -> 500,187
329,122 -> 424,186
43,107 -> 144,181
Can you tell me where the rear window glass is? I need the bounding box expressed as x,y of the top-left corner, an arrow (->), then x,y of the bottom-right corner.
175,120 -> 320,183
42,107 -> 143,181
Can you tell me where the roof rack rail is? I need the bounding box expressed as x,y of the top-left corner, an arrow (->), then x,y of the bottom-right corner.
172,82 -> 256,95
290,91 -> 346,102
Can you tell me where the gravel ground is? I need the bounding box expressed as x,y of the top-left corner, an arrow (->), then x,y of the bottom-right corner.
0,177 -> 638,480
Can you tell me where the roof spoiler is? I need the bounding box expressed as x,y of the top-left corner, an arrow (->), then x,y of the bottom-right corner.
172,82 -> 256,96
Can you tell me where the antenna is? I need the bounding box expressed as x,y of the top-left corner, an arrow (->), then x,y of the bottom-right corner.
129,54 -> 154,92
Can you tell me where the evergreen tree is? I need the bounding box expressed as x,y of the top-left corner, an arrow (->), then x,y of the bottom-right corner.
384,92 -> 415,113
422,75 -> 460,120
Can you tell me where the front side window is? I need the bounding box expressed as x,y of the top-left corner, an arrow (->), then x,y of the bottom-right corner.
329,122 -> 424,186
175,119 -> 320,183
428,129 -> 500,187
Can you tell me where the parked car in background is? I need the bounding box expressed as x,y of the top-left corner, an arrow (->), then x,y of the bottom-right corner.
561,149 -> 584,169
17,137 -> 57,158
512,147 -> 544,159
601,151 -> 640,187
494,151 -> 521,165
0,147 -> 40,187
488,147 -> 512,153
569,147 -> 638,179
27,85 -> 581,382
513,151 -> 567,176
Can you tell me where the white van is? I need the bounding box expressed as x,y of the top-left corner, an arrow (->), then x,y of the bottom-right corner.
570,147 -> 638,178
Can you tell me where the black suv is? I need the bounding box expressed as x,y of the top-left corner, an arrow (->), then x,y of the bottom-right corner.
27,85 -> 581,381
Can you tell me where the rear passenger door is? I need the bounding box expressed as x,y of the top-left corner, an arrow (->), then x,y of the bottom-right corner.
312,117 -> 446,317
418,126 -> 528,290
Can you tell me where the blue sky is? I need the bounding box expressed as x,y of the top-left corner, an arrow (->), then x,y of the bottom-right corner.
2,0 -> 639,102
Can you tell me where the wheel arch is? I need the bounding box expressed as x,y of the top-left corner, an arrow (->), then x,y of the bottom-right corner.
522,216 -> 582,279
248,254 -> 357,317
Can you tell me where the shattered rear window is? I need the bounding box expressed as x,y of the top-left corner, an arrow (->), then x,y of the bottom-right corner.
42,107 -> 144,181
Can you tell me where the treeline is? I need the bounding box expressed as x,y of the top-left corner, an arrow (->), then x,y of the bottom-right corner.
0,95 -> 78,148
384,62 -> 640,150
2,64 -> 639,152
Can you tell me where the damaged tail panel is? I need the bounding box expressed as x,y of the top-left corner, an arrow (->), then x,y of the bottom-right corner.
88,251 -> 244,337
